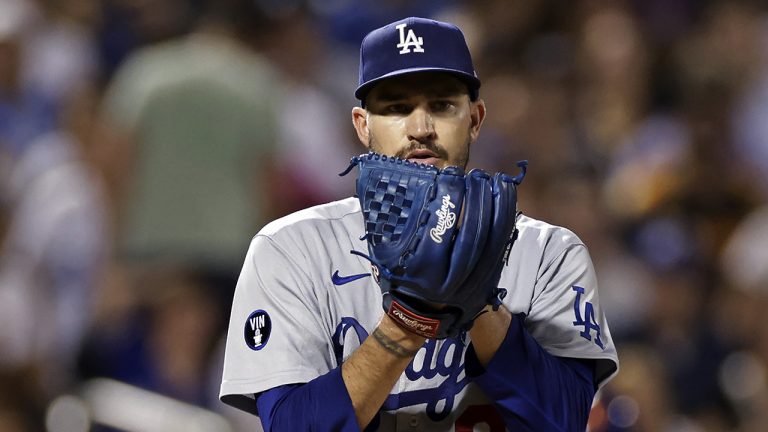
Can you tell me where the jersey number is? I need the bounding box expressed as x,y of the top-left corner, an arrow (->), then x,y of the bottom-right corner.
572,286 -> 604,349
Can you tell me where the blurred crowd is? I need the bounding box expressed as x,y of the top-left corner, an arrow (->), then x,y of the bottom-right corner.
1,0 -> 768,431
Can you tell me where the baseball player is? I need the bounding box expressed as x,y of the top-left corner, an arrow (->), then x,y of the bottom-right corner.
220,17 -> 618,431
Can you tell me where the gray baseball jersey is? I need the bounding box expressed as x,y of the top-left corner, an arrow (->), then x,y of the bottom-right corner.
220,197 -> 618,431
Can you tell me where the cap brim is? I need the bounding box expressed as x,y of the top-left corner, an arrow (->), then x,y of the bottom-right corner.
355,67 -> 481,102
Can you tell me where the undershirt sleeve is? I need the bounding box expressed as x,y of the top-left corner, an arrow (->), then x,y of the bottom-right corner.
464,313 -> 596,432
255,367 -> 360,432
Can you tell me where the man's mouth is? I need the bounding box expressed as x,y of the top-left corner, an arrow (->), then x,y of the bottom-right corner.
405,149 -> 440,165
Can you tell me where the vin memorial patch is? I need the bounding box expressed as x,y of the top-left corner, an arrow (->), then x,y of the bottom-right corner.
244,310 -> 272,351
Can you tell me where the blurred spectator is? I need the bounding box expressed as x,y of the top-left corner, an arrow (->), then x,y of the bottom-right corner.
78,267 -> 220,407
97,0 -> 194,80
0,3 -> 108,430
602,115 -> 691,225
0,369 -> 41,431
731,7 -> 768,199
98,0 -> 284,315
573,1 -> 651,171
21,0 -> 99,108
258,9 -> 357,214
721,205 -> 768,295
0,0 -> 58,156
719,204 -> 768,431
0,128 -> 107,380
592,345 -> 700,432
306,0 -> 453,47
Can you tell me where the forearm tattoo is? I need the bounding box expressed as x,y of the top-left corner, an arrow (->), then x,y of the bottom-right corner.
371,328 -> 420,358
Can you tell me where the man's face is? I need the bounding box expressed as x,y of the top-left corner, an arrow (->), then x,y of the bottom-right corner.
352,72 -> 485,169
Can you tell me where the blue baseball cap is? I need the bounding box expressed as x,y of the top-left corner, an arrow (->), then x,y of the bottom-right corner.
355,17 -> 481,105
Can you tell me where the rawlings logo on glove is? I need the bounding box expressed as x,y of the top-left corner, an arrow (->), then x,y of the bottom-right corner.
340,152 -> 527,339
430,194 -> 456,243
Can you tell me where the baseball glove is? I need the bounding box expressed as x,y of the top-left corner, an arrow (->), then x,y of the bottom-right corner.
340,152 -> 527,339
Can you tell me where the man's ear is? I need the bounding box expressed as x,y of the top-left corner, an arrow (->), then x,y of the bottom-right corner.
351,107 -> 371,148
469,99 -> 486,143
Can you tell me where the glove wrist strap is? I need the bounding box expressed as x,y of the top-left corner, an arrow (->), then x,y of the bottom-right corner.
387,300 -> 441,339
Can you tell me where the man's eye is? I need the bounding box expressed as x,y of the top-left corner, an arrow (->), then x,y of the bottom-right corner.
431,100 -> 453,111
386,104 -> 410,114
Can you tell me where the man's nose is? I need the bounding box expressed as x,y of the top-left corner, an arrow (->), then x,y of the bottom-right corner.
406,107 -> 436,142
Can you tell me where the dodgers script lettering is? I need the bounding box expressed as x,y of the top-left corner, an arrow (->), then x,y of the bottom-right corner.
332,317 -> 470,421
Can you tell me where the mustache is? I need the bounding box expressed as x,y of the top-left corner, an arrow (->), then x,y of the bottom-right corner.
394,142 -> 449,160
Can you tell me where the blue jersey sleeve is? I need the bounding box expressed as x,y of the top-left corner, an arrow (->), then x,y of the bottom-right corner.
465,313 -> 596,432
255,366 -> 360,432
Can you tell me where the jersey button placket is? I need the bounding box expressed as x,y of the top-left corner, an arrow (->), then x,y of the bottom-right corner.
408,416 -> 419,428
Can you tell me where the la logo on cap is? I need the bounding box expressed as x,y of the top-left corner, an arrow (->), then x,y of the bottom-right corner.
396,23 -> 424,54
354,17 -> 481,102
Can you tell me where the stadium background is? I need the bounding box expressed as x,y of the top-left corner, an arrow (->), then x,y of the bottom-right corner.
1,0 -> 768,430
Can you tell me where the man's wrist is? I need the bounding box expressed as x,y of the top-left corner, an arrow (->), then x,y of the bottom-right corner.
371,328 -> 420,358
469,305 -> 512,367
374,314 -> 427,356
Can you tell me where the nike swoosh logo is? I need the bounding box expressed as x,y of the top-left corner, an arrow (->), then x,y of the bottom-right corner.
332,270 -> 371,286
